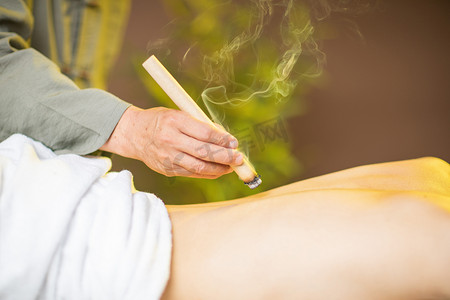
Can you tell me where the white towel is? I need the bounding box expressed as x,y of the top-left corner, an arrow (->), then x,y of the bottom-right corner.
0,134 -> 172,300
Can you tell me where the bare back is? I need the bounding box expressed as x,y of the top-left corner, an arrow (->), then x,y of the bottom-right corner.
162,157 -> 450,300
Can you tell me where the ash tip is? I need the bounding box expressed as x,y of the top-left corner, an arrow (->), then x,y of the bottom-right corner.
245,175 -> 262,189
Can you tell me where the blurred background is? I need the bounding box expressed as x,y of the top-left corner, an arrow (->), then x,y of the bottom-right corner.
108,0 -> 450,205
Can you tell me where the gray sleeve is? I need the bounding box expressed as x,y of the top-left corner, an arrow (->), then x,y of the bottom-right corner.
0,0 -> 131,155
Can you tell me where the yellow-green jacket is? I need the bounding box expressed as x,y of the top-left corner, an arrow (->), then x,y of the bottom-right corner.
0,0 -> 131,154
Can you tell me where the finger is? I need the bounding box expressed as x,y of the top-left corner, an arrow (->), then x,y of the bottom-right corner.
213,122 -> 227,132
160,156 -> 211,178
172,165 -> 233,179
162,164 -> 225,179
175,134 -> 244,166
177,113 -> 239,149
173,152 -> 234,177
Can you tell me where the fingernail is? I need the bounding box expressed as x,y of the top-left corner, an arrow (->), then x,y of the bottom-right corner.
235,153 -> 244,165
229,139 -> 238,149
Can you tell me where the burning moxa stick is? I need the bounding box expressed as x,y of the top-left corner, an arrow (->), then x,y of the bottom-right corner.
142,55 -> 262,189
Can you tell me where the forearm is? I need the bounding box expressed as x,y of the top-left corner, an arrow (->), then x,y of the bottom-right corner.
0,49 -> 130,154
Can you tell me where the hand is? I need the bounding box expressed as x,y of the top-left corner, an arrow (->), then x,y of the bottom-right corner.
100,106 -> 244,178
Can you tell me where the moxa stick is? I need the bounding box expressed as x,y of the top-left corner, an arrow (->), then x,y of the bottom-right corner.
142,55 -> 262,189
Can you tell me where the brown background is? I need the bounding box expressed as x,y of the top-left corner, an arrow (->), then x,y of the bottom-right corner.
108,0 -> 450,194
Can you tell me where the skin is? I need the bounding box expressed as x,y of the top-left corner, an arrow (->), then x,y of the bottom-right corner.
100,106 -> 244,178
161,157 -> 450,300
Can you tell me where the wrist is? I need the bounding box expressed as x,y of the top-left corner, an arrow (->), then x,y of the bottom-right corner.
100,105 -> 143,159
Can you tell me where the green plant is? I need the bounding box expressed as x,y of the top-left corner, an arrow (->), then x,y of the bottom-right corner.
133,0 -> 339,203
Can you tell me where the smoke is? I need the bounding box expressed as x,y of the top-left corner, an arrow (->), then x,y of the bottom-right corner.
200,0 -> 327,124
147,0 -> 377,124
197,0 -> 378,127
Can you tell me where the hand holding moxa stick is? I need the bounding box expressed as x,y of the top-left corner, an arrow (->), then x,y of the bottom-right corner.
142,55 -> 261,189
